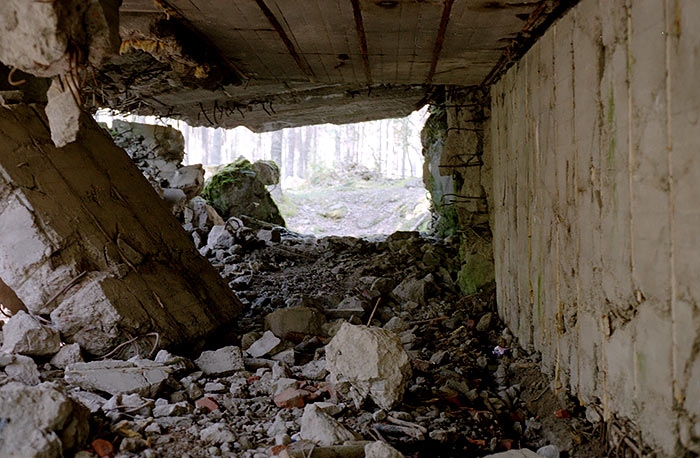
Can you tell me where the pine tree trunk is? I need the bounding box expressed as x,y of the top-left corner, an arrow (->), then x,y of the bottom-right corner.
285,129 -> 296,178
271,130 -> 282,170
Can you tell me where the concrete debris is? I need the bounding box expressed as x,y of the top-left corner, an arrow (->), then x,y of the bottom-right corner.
536,445 -> 561,458
365,441 -> 406,458
391,274 -> 433,307
299,403 -> 361,446
64,359 -> 173,396
264,306 -> 327,339
45,77 -> 82,147
326,323 -> 412,410
246,330 -> 282,358
4,353 -> 41,385
194,345 -> 245,376
0,382 -> 89,458
162,187 -> 187,216
199,423 -> 236,444
169,164 -> 205,199
207,225 -> 235,250
50,343 -> 84,369
1,310 -> 61,356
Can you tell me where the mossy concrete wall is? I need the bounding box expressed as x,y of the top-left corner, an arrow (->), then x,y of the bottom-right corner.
490,0 -> 700,454
422,89 -> 494,295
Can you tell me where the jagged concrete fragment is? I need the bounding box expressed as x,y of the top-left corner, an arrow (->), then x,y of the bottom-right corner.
0,105 -> 242,356
246,330 -> 282,358
64,359 -> 172,397
0,382 -> 89,458
195,346 -> 245,376
1,310 -> 60,356
169,164 -> 205,199
45,77 -> 81,147
325,323 -> 412,410
50,343 -> 84,369
184,197 -> 225,232
365,441 -> 406,458
299,403 -> 361,446
4,353 -> 41,385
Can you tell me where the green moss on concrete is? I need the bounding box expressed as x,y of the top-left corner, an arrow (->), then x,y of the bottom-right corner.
456,253 -> 495,295
200,157 -> 256,202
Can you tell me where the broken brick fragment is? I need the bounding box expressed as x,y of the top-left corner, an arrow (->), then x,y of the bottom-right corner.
274,388 -> 307,408
195,396 -> 220,412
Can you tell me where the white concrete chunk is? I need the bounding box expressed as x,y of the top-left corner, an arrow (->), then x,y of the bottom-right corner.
50,343 -> 84,369
1,310 -> 60,356
246,330 -> 282,358
5,354 -> 41,385
299,403 -> 361,446
0,382 -> 89,458
325,323 -> 412,410
365,441 -> 405,458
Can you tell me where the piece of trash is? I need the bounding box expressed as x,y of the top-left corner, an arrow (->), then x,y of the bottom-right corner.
493,345 -> 509,356
291,432 -> 302,442
555,409 -> 572,419
92,438 -> 115,458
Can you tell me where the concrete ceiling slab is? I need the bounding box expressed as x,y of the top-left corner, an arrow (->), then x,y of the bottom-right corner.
88,0 -> 571,129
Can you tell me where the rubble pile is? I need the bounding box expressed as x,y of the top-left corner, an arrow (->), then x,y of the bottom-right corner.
0,214 -> 602,457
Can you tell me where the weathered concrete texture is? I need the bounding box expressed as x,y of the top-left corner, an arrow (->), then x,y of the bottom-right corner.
421,89 -> 494,295
0,382 -> 90,458
0,105 -> 242,356
490,0 -> 700,455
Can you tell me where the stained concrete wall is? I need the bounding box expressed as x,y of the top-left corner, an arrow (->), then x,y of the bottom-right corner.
490,0 -> 699,454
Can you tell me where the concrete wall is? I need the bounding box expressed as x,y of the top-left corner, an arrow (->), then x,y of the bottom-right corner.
490,0 -> 700,455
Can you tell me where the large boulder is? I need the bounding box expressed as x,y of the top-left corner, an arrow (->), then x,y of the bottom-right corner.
325,323 -> 412,410
201,157 -> 285,226
0,382 -> 90,458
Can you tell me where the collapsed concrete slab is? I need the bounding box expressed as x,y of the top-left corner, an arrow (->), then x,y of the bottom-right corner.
0,105 -> 242,356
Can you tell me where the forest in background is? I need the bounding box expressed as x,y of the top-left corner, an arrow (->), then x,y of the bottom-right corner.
97,108 -> 427,185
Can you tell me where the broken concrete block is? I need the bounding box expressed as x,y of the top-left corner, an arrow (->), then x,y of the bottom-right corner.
0,106 -> 241,355
199,423 -> 236,444
327,296 -> 369,320
64,359 -> 172,397
365,441 -> 405,458
195,346 -> 245,376
169,164 -> 205,199
274,387 -> 307,408
1,310 -> 60,356
299,359 -> 328,381
50,343 -> 84,369
325,323 -> 412,410
5,353 -> 41,385
300,403 -> 361,446
264,306 -> 327,339
0,382 -> 90,458
246,330 -> 282,358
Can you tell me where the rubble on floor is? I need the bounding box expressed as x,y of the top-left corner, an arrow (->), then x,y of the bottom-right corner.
0,216 -> 606,457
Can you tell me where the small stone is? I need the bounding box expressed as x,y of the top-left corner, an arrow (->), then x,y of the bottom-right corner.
275,434 -> 292,446
1,311 -> 61,356
299,359 -> 327,380
476,313 -> 493,332
372,410 -> 387,422
153,402 -> 188,417
50,343 -> 84,369
481,450 -> 541,458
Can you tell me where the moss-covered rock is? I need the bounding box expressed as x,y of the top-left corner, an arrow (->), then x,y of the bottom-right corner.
201,157 -> 285,226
